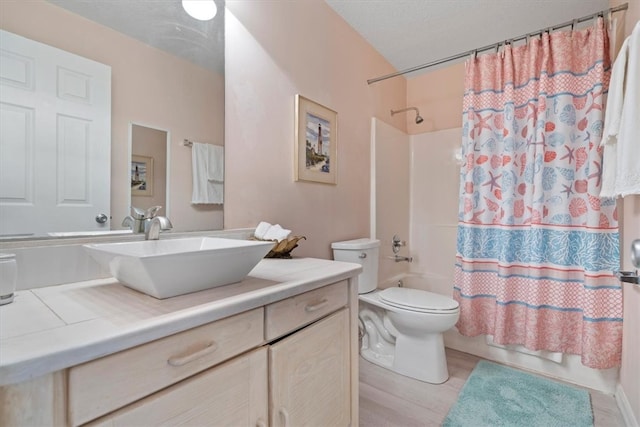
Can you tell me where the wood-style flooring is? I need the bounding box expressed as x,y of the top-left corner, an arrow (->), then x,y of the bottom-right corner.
359,348 -> 625,427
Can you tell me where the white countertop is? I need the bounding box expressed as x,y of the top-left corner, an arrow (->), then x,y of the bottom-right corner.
0,257 -> 361,386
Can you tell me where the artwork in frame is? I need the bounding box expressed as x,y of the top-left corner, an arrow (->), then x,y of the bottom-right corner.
294,94 -> 337,184
131,155 -> 154,196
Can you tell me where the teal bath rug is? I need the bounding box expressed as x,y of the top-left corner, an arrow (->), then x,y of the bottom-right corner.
443,360 -> 593,427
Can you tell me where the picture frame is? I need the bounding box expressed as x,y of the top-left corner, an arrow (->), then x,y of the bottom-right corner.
294,94 -> 337,184
131,155 -> 154,196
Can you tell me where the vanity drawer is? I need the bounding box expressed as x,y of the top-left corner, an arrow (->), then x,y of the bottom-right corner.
265,281 -> 348,340
68,308 -> 264,426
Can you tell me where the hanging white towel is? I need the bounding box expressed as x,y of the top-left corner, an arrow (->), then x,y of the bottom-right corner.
191,142 -> 224,204
601,22 -> 640,198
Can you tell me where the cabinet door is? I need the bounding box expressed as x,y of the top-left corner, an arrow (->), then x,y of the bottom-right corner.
270,309 -> 350,427
88,347 -> 268,427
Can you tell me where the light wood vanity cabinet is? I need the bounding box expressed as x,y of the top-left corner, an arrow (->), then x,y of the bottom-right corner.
0,279 -> 356,427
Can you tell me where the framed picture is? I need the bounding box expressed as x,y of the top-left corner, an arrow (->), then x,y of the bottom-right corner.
294,94 -> 337,184
131,155 -> 154,196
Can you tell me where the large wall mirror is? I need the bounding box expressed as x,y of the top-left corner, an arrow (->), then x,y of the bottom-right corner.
0,0 -> 224,240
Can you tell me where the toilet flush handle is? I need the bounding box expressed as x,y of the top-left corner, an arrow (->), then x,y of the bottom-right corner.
359,252 -> 367,259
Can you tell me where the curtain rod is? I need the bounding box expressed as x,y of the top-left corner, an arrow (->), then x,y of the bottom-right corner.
367,2 -> 629,85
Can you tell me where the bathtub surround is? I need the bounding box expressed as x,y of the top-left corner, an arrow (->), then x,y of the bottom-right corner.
454,18 -> 622,369
371,119 -> 411,282
443,360 -> 594,427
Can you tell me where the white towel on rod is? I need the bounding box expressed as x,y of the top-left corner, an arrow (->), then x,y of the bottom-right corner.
191,142 -> 224,204
207,144 -> 224,182
601,22 -> 640,198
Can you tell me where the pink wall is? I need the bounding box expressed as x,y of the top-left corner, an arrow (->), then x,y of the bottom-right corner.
407,63 -> 465,134
0,1 -> 223,232
224,1 -> 406,258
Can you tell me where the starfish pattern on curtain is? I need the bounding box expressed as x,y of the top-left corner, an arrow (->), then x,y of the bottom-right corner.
454,18 -> 622,369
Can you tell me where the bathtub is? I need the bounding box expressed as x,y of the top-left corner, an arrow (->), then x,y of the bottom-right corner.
380,272 -> 454,298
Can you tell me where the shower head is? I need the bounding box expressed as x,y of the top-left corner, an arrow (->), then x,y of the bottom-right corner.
391,107 -> 424,125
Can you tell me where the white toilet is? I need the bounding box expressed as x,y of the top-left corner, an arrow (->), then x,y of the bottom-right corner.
332,238 -> 460,384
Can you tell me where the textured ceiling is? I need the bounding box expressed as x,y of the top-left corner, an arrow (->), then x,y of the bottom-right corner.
47,0 -> 613,79
326,0 -> 610,79
47,0 -> 225,73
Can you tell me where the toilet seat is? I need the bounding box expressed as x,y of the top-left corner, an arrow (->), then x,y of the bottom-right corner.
378,287 -> 459,314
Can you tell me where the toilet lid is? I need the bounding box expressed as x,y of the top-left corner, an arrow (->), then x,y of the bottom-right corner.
379,287 -> 459,312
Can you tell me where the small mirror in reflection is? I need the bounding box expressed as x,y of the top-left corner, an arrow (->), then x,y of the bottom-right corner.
130,124 -> 169,220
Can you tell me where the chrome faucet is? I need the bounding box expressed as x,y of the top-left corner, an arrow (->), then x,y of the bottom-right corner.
145,216 -> 173,240
122,206 -> 162,233
121,215 -> 138,231
391,234 -> 406,254
390,234 -> 412,262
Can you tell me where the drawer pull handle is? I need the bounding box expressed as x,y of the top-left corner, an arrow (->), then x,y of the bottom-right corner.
304,298 -> 329,313
278,408 -> 290,427
167,341 -> 218,367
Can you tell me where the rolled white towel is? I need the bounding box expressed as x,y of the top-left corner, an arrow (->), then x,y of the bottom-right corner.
263,224 -> 291,242
254,221 -> 272,239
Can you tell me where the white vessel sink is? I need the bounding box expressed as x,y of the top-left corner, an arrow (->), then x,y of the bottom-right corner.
84,237 -> 274,299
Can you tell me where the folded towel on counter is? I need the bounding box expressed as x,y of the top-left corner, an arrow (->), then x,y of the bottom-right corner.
263,224 -> 291,242
254,221 -> 272,239
254,222 -> 292,242
191,142 -> 224,204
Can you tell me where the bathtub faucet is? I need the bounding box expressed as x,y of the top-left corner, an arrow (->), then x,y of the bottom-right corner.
388,255 -> 413,263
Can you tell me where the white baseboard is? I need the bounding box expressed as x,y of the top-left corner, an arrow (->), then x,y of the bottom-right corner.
616,383 -> 640,427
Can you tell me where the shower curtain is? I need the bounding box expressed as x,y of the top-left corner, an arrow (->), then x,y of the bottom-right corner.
454,18 -> 622,369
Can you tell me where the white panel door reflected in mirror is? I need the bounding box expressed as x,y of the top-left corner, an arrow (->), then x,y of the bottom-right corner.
0,30 -> 111,238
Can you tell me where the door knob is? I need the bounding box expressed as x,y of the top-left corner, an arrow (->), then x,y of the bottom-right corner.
95,213 -> 108,224
632,239 -> 640,268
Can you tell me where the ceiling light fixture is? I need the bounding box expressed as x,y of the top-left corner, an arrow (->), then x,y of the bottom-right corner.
182,0 -> 217,21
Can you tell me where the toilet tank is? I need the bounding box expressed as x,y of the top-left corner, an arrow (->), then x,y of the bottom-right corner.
331,238 -> 380,294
